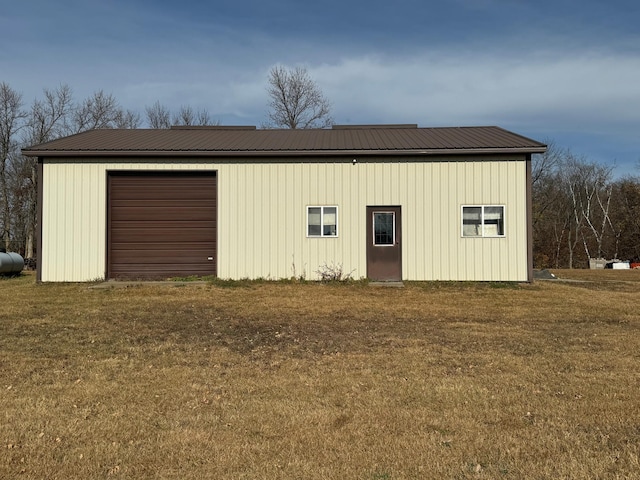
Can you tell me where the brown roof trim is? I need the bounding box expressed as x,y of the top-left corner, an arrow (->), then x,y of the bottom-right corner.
25,147 -> 546,158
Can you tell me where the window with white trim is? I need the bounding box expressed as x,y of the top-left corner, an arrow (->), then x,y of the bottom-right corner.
307,206 -> 338,237
462,205 -> 505,237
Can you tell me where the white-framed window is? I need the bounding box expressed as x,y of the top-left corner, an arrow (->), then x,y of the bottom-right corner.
462,205 -> 505,237
307,206 -> 338,237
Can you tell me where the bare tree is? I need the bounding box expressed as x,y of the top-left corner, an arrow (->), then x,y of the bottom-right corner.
563,156 -> 614,263
532,145 -> 622,268
70,90 -> 123,133
25,85 -> 74,144
582,168 -> 614,260
610,178 -> 640,260
266,65 -> 333,129
531,141 -> 565,229
532,166 -> 572,269
16,85 -> 75,257
172,105 -> 217,127
145,101 -> 171,128
146,102 -> 218,128
115,109 -> 141,129
0,83 -> 27,250
8,149 -> 34,257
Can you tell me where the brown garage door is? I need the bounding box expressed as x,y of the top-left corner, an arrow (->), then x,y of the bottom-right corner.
108,172 -> 217,279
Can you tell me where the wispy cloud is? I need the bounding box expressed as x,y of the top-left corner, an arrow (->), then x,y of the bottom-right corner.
220,48 -> 640,132
2,0 -> 638,172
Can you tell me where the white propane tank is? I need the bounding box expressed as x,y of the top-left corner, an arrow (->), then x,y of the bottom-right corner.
0,251 -> 24,274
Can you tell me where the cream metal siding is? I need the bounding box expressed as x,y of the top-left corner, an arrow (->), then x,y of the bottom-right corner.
40,157 -> 528,282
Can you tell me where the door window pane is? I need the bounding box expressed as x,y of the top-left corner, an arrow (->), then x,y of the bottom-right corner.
374,212 -> 395,245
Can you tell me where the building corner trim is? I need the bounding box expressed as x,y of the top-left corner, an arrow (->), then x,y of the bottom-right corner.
36,159 -> 44,282
526,154 -> 534,283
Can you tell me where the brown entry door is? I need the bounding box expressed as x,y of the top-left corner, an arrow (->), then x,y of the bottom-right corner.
366,206 -> 402,281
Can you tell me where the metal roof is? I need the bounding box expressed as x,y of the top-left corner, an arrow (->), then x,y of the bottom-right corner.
22,125 -> 547,158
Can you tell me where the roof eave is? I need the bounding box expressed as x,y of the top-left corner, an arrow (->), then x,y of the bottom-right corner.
23,146 -> 547,158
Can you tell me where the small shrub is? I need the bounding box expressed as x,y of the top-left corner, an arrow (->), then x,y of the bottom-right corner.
315,262 -> 355,282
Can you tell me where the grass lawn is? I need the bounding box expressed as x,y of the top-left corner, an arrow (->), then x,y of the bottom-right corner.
1,271 -> 639,479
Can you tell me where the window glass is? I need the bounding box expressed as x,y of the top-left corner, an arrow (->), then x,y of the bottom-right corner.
462,206 -> 482,237
323,207 -> 337,236
483,206 -> 504,236
308,207 -> 322,236
307,206 -> 338,237
374,212 -> 395,245
462,205 -> 504,237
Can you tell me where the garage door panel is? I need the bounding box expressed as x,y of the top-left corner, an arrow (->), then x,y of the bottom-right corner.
113,251 -> 213,264
110,189 -> 217,201
111,249 -> 214,261
112,265 -> 215,273
111,228 -> 216,243
111,207 -> 216,222
110,176 -> 214,185
111,199 -> 217,206
108,172 -> 217,280
111,222 -> 216,231
111,199 -> 216,207
112,180 -> 215,195
111,242 -> 215,251
111,177 -> 214,186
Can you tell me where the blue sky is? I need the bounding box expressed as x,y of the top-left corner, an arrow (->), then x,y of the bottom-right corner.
2,0 -> 639,175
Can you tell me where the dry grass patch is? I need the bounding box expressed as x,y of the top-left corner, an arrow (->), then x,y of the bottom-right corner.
550,268 -> 640,284
1,272 -> 639,479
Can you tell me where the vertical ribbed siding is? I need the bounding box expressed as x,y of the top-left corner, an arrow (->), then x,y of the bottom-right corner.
41,163 -> 106,281
221,158 -> 528,281
40,157 -> 528,282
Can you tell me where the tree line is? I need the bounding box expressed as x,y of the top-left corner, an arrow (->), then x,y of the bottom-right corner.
1,70 -> 638,268
533,142 -> 640,268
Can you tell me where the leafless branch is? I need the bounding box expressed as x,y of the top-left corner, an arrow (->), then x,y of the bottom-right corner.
265,65 -> 333,129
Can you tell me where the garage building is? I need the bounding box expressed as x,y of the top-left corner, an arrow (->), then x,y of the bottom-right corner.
22,124 -> 546,282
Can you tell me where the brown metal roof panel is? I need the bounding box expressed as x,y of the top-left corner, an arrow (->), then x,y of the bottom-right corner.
22,126 -> 546,156
464,127 -> 501,148
387,128 -> 421,149
396,129 -> 424,148
425,127 -> 515,149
